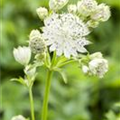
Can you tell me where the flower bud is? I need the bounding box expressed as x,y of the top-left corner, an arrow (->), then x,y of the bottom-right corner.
24,65 -> 36,78
13,46 -> 31,65
11,115 -> 26,120
36,7 -> 48,20
77,0 -> 97,17
29,30 -> 46,54
89,58 -> 108,78
91,3 -> 111,22
90,52 -> 103,59
81,52 -> 108,78
82,65 -> 89,74
49,0 -> 69,11
87,20 -> 99,28
67,4 -> 77,13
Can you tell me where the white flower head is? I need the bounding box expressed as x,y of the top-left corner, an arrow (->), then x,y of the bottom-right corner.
11,115 -> 26,120
13,46 -> 31,65
36,7 -> 48,20
42,13 -> 90,58
77,0 -> 98,17
91,3 -> 111,22
29,29 -> 46,54
49,0 -> 69,11
67,4 -> 77,14
89,58 -> 108,78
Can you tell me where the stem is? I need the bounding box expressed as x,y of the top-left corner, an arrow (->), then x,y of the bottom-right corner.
41,69 -> 53,120
29,87 -> 35,120
57,59 -> 77,68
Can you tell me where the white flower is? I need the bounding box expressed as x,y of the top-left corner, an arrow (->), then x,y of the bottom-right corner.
49,0 -> 69,11
36,7 -> 48,20
13,46 -> 31,65
42,13 -> 90,58
67,4 -> 77,13
11,115 -> 26,120
77,0 -> 98,17
29,29 -> 46,54
91,3 -> 111,22
82,65 -> 89,74
89,58 -> 108,78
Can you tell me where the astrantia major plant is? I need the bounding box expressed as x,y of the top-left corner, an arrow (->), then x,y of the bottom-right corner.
11,0 -> 111,120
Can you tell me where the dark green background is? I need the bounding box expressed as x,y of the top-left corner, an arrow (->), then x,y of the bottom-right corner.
1,0 -> 120,120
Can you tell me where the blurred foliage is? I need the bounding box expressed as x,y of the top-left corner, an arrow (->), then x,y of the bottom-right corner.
1,0 -> 120,120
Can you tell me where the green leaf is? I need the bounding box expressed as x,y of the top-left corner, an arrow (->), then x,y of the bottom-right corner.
55,68 -> 67,84
11,77 -> 27,86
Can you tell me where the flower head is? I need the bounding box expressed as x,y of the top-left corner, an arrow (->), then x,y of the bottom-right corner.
49,0 -> 69,11
91,3 -> 111,22
77,0 -> 98,17
13,46 -> 31,65
42,13 -> 90,58
89,58 -> 108,78
36,7 -> 48,20
29,29 -> 46,54
81,52 -> 108,78
11,115 -> 26,120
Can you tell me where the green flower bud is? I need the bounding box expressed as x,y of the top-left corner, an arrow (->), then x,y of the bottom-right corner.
36,7 -> 48,20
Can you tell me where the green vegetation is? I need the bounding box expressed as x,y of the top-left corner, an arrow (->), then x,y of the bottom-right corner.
1,0 -> 120,120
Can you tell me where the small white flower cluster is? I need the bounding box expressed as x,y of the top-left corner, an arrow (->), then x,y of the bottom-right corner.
11,115 -> 26,120
82,52 -> 108,78
67,0 -> 111,28
13,0 -> 110,78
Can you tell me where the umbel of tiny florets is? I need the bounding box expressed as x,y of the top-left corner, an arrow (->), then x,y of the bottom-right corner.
42,13 -> 90,58
29,29 -> 47,54
81,52 -> 108,78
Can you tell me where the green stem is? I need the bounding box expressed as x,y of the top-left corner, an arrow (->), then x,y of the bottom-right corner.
29,87 -> 35,120
57,59 -> 77,68
41,69 -> 53,120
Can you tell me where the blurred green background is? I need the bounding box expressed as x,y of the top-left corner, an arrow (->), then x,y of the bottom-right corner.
1,0 -> 120,120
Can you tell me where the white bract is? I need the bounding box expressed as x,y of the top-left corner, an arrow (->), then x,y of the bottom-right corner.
11,115 -> 26,120
13,46 -> 31,65
49,0 -> 69,11
91,3 -> 111,22
42,13 -> 90,58
77,0 -> 98,17
36,7 -> 48,20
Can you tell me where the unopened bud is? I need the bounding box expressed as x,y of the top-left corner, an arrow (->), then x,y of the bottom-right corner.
36,7 -> 48,20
